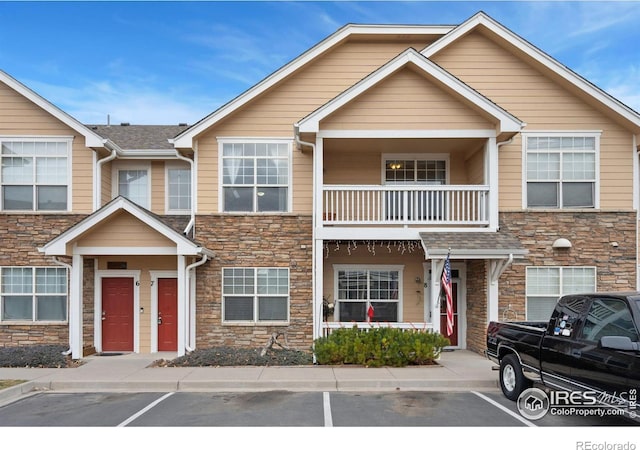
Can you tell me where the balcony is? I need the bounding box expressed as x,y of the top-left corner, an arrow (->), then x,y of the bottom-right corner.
322,184 -> 490,226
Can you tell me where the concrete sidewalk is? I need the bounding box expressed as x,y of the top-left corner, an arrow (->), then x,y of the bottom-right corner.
0,350 -> 499,405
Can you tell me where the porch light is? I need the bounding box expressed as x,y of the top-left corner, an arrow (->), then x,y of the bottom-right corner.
552,238 -> 572,249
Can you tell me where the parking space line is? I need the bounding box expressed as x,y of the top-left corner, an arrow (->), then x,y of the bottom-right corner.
117,392 -> 175,427
472,391 -> 537,427
323,392 -> 333,427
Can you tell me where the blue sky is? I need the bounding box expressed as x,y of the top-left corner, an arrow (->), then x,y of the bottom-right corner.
1,1 -> 639,125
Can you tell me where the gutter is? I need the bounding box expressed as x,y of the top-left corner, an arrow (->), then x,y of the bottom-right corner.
94,140 -> 120,210
51,257 -> 73,356
174,149 -> 196,236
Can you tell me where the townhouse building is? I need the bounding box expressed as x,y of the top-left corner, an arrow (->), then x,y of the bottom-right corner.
1,12 -> 639,360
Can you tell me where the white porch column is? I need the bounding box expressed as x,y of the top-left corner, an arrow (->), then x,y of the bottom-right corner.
70,253 -> 83,359
177,254 -> 187,357
430,258 -> 443,334
312,135 -> 324,343
486,137 -> 499,231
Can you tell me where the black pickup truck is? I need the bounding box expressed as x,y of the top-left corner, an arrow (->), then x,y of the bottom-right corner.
486,292 -> 639,417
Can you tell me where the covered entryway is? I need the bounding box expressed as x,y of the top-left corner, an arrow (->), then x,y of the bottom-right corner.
101,277 -> 134,352
39,196 -> 215,359
422,231 -> 528,351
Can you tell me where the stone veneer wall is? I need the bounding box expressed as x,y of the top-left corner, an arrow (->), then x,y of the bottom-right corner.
498,211 -> 637,318
465,260 -> 488,354
463,211 -> 637,355
193,214 -> 314,349
0,214 -> 86,347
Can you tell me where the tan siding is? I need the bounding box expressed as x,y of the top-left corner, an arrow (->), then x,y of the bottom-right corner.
431,30 -> 635,210
0,81 -> 95,213
151,161 -> 164,213
76,211 -> 176,248
101,160 -> 113,207
196,38 -> 434,213
322,67 -> 493,130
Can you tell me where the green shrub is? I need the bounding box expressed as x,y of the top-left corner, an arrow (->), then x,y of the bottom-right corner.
313,327 -> 450,367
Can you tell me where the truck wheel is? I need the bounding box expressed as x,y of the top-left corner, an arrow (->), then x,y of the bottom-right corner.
499,354 -> 530,401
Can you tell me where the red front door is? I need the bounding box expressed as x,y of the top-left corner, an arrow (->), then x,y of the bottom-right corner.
102,277 -> 134,352
440,282 -> 458,346
157,278 -> 178,351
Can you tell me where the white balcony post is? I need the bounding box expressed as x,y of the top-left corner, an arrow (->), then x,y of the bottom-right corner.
313,136 -> 324,343
486,137 -> 499,231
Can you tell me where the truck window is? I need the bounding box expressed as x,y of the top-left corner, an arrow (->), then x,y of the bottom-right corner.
580,298 -> 639,342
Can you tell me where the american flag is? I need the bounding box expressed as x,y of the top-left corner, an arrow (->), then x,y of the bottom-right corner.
440,254 -> 454,337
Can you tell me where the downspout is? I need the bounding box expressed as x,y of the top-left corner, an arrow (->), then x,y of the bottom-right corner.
95,143 -> 118,210
52,257 -> 73,356
184,254 -> 209,352
175,149 -> 195,236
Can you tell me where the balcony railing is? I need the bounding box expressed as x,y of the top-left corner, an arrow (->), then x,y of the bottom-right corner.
322,185 -> 490,226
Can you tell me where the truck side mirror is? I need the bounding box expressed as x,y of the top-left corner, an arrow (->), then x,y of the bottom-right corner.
600,336 -> 640,352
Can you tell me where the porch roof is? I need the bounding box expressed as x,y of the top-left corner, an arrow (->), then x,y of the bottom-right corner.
39,196 -> 215,257
419,231 -> 528,260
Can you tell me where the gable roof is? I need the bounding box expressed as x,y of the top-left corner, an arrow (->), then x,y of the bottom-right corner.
0,70 -> 114,149
295,48 -> 524,135
422,11 -> 640,132
171,24 -> 453,148
39,196 -> 214,257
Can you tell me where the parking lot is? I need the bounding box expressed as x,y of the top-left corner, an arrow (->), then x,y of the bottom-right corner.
0,390 -> 633,427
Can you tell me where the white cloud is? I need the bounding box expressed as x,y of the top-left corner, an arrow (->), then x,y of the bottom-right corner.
26,78 -> 219,125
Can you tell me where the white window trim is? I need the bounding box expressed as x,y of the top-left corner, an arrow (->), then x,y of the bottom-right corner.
111,161 -> 151,209
525,266 -> 597,320
521,131 -> 601,210
165,161 -> 191,214
381,153 -> 450,185
221,267 -> 290,326
0,136 -> 73,212
333,264 -> 404,321
217,138 -> 293,214
0,266 -> 69,324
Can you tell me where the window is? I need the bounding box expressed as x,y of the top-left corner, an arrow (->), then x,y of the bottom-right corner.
580,297 -> 639,342
1,267 -> 67,322
114,164 -> 149,208
335,266 -> 402,322
525,135 -> 597,208
221,141 -> 290,212
526,267 -> 596,321
222,268 -> 289,323
167,166 -> 191,212
1,139 -> 70,211
384,156 -> 447,221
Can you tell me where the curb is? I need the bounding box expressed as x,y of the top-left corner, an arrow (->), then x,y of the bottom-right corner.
0,381 -> 36,406
9,379 -> 498,393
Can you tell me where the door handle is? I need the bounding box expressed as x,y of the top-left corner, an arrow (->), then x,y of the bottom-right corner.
158,315 -> 162,325
102,311 -> 106,321
571,349 -> 582,358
